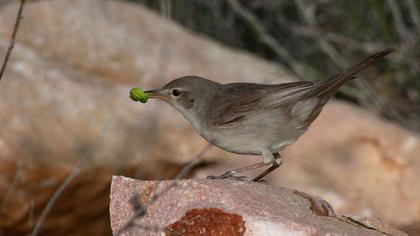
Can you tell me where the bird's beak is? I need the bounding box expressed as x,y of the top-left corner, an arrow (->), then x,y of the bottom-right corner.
144,89 -> 169,101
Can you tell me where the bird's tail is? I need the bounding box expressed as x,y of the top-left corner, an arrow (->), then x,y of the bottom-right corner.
316,48 -> 393,98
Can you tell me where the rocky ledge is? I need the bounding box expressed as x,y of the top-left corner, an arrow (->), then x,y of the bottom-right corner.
109,176 -> 406,236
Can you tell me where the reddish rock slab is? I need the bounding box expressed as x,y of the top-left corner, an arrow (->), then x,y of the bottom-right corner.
110,176 -> 406,236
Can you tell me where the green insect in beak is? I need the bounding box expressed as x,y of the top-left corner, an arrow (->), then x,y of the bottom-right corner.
129,87 -> 149,103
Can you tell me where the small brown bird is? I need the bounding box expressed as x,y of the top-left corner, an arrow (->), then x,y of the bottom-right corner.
145,49 -> 393,181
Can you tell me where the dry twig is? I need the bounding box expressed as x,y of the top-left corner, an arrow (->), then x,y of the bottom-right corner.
293,0 -> 408,125
391,0 -> 420,75
387,0 -> 414,43
294,0 -> 347,68
0,161 -> 22,213
406,0 -> 420,36
289,25 -> 384,53
115,143 -> 212,235
29,121 -> 113,236
0,0 -> 25,82
227,0 -> 308,79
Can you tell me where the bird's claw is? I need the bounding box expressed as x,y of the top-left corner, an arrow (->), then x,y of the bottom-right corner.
255,179 -> 267,184
207,171 -> 249,181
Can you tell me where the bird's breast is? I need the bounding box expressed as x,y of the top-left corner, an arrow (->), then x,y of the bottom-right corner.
194,111 -> 304,155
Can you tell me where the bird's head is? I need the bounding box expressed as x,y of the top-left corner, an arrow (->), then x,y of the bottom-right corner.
145,76 -> 221,122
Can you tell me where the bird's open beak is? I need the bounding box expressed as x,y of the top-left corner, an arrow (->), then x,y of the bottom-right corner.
144,89 -> 169,101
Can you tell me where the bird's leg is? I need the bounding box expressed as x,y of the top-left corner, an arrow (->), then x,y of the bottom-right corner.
252,152 -> 283,182
207,161 -> 267,181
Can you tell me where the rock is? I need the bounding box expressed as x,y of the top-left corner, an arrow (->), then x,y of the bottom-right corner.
0,0 -> 292,166
0,0 -> 291,234
0,159 -> 185,235
0,160 -> 115,235
109,176 -> 407,236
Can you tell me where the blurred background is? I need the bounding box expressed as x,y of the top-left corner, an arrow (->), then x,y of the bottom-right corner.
0,0 -> 419,235
138,0 -> 420,130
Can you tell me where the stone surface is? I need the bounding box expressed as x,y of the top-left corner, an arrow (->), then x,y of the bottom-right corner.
0,1 -> 291,234
110,176 -> 407,236
0,0 -> 292,167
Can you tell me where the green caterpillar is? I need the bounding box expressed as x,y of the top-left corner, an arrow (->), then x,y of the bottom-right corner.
129,87 -> 149,103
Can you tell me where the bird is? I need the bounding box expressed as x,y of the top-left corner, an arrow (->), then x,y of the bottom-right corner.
144,48 -> 393,181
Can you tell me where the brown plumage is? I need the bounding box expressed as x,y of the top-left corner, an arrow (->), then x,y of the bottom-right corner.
208,48 -> 393,128
145,48 -> 393,181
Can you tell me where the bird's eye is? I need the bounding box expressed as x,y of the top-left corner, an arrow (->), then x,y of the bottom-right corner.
171,89 -> 181,97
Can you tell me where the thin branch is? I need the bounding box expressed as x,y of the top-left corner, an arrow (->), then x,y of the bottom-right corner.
29,121 -> 113,236
159,0 -> 171,20
387,0 -> 420,74
27,198 -> 35,228
0,0 -> 25,82
294,0 -> 347,68
227,0 -> 308,80
289,25 -> 384,53
229,0 -> 403,125
387,0 -> 414,42
293,0 -> 408,125
115,143 -> 212,235
406,0 -> 420,36
273,9 -> 407,67
0,161 -> 22,213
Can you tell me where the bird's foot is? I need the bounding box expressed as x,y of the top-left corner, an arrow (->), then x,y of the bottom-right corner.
254,179 -> 267,184
207,171 -> 249,181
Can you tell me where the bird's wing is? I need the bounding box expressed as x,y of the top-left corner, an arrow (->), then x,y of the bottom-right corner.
209,49 -> 394,127
208,81 -> 319,126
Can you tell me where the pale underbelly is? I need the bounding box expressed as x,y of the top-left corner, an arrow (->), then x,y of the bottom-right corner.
200,113 -> 305,155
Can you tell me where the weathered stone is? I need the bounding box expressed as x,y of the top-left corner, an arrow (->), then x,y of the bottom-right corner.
110,176 -> 407,236
165,208 -> 246,236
